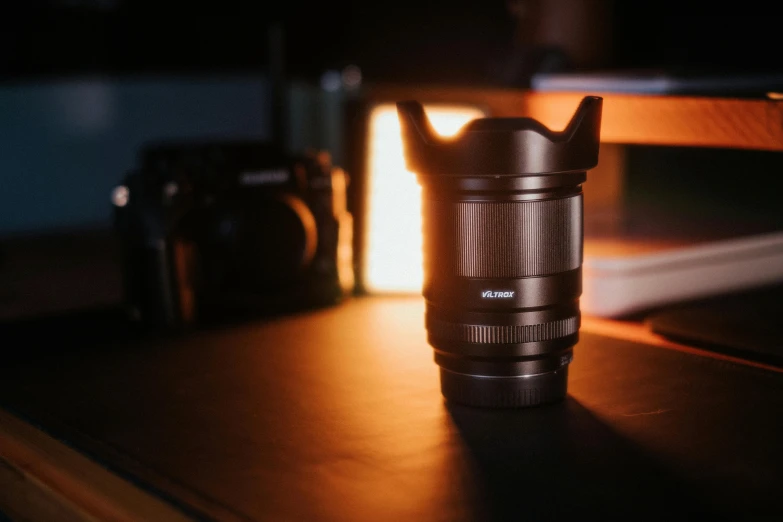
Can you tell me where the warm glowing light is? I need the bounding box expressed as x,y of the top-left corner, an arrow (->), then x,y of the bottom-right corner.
364,104 -> 486,292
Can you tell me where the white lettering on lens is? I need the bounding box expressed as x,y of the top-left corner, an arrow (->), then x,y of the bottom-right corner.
481,291 -> 515,298
240,169 -> 289,186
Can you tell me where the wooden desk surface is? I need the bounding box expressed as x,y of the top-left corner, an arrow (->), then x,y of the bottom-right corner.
1,297 -> 782,521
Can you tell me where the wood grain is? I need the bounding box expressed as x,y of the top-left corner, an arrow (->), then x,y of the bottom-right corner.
0,410 -> 194,522
367,85 -> 783,151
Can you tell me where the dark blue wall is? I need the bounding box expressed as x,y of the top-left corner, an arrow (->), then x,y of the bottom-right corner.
0,76 -> 271,235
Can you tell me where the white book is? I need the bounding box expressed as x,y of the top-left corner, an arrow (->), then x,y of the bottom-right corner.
582,232 -> 783,317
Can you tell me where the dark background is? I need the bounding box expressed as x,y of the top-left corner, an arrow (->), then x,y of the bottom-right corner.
1,0 -> 781,236
2,1 -> 781,83
1,0 -> 782,318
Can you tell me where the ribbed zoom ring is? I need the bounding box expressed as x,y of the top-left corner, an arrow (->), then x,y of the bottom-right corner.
428,316 -> 579,344
422,195 -> 583,278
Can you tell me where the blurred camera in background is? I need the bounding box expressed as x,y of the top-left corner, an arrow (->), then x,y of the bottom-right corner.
114,142 -> 353,329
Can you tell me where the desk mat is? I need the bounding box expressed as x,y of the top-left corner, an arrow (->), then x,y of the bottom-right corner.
1,298 -> 782,521
648,284 -> 783,366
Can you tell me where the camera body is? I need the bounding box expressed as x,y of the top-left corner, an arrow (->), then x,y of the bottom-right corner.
114,142 -> 353,328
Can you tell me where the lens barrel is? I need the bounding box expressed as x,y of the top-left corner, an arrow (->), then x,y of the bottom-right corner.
423,176 -> 583,407
397,97 -> 602,408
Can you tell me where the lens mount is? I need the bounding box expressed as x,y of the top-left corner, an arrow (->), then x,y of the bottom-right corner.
439,366 -> 570,408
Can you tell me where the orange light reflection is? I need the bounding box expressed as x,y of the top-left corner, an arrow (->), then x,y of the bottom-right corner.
365,104 -> 485,292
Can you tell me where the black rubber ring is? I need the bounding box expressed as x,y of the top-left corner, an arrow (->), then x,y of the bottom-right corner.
439,367 -> 569,408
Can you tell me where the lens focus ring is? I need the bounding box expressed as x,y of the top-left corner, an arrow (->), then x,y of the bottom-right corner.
423,196 -> 583,279
428,315 -> 579,344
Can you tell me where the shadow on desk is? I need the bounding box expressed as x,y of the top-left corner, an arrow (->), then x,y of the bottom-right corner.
447,398 -> 722,520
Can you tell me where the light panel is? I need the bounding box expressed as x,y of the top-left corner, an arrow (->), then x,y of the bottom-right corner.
364,104 -> 486,292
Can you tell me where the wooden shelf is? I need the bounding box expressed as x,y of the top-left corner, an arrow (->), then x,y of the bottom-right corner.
366,85 -> 783,151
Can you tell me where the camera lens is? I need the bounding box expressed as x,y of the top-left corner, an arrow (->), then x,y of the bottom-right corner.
208,194 -> 317,292
397,97 -> 602,408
